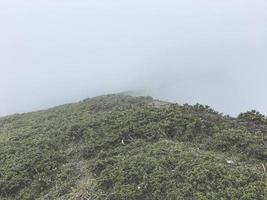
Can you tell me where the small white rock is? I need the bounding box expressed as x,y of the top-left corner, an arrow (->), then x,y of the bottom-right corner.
226,160 -> 234,164
137,186 -> 141,190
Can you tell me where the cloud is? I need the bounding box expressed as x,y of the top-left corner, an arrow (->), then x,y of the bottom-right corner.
0,0 -> 266,116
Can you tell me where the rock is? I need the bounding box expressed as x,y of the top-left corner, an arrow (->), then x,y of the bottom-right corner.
226,160 -> 235,164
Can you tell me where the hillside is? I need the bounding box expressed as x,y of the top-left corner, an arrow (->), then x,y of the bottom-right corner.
0,93 -> 266,200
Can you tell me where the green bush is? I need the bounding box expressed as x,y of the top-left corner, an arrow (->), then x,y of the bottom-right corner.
0,94 -> 266,199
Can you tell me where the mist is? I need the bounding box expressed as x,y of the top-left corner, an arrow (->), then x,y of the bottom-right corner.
0,0 -> 267,116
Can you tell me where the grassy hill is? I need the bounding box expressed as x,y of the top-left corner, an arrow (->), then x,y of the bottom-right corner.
0,93 -> 266,200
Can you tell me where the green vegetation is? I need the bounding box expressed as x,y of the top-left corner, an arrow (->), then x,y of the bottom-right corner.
238,110 -> 267,125
0,94 -> 266,199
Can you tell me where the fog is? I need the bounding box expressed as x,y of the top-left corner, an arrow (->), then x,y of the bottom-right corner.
0,0 -> 267,117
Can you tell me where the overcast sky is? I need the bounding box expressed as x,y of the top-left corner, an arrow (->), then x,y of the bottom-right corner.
0,0 -> 267,117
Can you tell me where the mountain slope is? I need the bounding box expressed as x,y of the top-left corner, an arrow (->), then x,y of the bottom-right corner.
0,93 -> 266,200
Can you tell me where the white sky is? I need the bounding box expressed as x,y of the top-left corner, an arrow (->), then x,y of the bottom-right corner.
0,0 -> 267,116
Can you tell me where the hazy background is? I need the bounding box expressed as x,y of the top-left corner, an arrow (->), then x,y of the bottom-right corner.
0,0 -> 267,117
